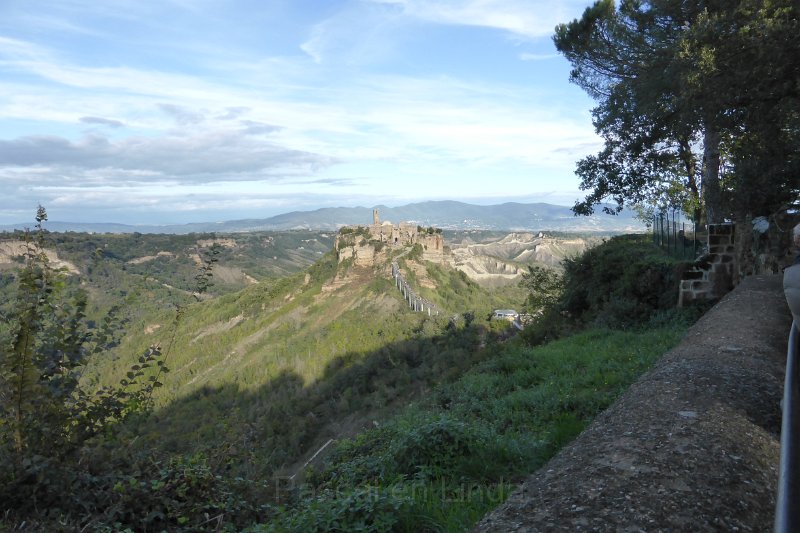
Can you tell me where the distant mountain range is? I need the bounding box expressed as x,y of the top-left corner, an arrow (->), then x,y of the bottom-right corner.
0,201 -> 643,234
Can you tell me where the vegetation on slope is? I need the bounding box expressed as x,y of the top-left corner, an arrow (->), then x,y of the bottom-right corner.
82,245 -> 520,483
398,256 -> 526,319
0,228 -> 336,359
254,326 -> 685,532
1,215 -> 699,531
248,234 -> 699,531
520,234 -> 697,345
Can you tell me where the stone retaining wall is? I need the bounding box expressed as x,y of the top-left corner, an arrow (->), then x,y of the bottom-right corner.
475,274 -> 789,532
678,223 -> 736,306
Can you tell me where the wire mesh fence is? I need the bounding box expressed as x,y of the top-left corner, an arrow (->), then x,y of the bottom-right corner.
653,211 -> 704,259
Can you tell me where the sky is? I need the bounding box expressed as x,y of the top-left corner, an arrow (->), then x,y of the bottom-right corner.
0,0 -> 602,225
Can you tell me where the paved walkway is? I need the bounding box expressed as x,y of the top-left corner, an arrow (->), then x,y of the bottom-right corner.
475,274 -> 791,532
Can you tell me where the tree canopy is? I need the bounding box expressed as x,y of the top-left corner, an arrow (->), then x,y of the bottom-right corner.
555,0 -> 800,223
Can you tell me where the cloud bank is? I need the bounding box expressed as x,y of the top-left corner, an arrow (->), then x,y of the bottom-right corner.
0,0 -> 599,224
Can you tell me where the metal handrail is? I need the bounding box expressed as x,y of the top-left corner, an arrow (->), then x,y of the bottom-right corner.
775,321 -> 800,532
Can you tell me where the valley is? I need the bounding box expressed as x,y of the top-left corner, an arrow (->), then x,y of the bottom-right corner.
447,231 -> 599,286
78,228 -> 532,480
0,222 -> 689,531
0,225 -> 533,473
2,0 -> 794,529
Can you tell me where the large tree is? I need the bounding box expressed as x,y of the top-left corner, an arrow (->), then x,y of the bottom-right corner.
555,0 -> 800,224
678,0 -> 800,219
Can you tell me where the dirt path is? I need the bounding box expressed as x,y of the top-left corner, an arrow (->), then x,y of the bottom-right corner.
475,274 -> 790,532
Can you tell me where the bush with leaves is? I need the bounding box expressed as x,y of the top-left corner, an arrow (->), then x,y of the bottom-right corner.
559,235 -> 684,329
518,264 -> 563,320
405,243 -> 424,261
95,453 -> 265,531
0,207 -> 234,530
519,235 -> 686,344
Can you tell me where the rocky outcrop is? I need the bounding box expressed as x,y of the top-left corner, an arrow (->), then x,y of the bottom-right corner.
0,240 -> 80,274
420,233 -> 445,263
334,234 -> 378,267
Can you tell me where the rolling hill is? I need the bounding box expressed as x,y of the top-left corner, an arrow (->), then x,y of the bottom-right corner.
0,201 -> 642,234
80,240 -> 526,480
0,221 -> 690,532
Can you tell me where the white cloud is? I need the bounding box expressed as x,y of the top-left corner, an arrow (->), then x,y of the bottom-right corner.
0,130 -> 337,183
0,1 -> 601,224
157,103 -> 206,126
80,116 -> 125,128
368,0 -> 588,39
300,2 -> 406,65
519,52 -> 558,61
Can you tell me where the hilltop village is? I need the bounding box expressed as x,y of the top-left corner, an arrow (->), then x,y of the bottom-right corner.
334,209 -> 446,266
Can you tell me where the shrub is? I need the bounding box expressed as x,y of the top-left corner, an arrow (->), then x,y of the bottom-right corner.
559,234 -> 684,329
96,453 -> 264,531
0,207 -> 233,531
389,413 -> 494,481
405,243 -> 424,261
254,486 -> 413,533
519,265 -> 563,315
520,306 -> 569,346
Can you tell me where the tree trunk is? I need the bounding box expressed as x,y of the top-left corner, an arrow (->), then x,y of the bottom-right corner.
677,136 -> 702,228
702,127 -> 723,224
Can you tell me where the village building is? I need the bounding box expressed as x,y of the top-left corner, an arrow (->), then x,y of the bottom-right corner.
334,209 -> 445,266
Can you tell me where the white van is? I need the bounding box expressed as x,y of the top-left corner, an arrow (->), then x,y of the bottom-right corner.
492,309 -> 518,321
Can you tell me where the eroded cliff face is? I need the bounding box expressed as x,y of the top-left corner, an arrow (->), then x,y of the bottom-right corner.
337,241 -> 377,267
334,232 -> 378,267
419,233 -> 445,263
0,240 -> 80,274
449,233 -> 592,286
333,227 -> 594,285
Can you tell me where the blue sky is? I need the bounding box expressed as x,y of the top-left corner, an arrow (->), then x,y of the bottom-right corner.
0,0 -> 600,225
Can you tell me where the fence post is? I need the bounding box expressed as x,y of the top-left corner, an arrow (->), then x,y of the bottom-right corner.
653,214 -> 657,245
672,217 -> 676,255
681,222 -> 686,259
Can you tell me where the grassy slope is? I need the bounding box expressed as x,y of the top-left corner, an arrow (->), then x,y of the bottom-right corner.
256,325 -> 686,532
1,229 -> 692,531
86,244 -> 685,531
0,230 -> 336,349
250,234 -> 693,531
85,250 -> 518,479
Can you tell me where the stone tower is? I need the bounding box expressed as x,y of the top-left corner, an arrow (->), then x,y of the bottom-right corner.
373,208 -> 380,225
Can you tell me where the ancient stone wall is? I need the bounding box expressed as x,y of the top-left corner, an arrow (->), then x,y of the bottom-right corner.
678,223 -> 736,306
734,212 -> 799,280
335,215 -> 448,266
420,233 -> 444,263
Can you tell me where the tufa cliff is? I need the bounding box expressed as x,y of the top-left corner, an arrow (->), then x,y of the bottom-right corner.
334,209 -> 445,266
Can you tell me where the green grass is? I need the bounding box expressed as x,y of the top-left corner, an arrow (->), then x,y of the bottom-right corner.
81,239 -> 683,525
258,325 -> 685,531
80,251 -> 512,480
398,259 -> 526,319
0,229 -> 694,531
